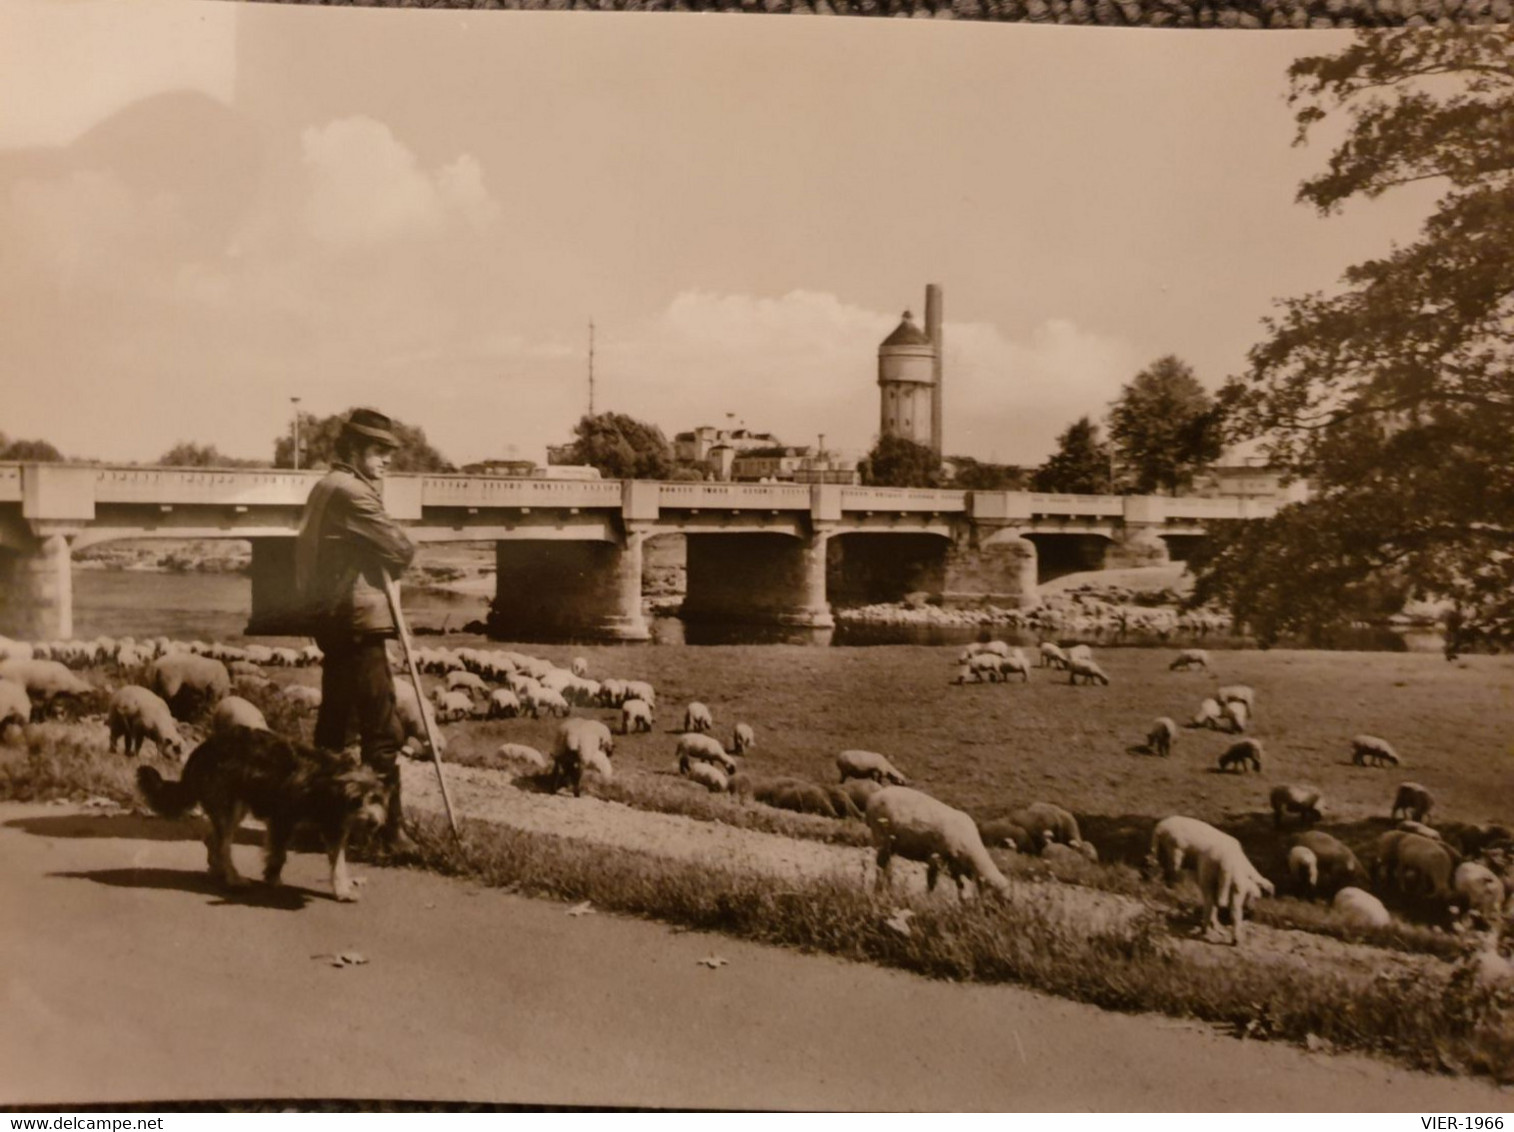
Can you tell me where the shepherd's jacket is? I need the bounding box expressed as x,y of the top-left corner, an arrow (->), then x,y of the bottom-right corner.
294,463 -> 416,637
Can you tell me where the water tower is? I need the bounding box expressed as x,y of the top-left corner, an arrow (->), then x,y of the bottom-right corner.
877,284 -> 943,455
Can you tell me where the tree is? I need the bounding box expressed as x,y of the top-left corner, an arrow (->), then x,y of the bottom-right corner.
560,412 -> 673,480
1108,356 -> 1222,495
948,456 -> 1026,492
1194,28 -> 1514,646
274,411 -> 455,473
158,442 -> 265,468
0,437 -> 64,462
860,435 -> 945,488
1031,417 -> 1112,494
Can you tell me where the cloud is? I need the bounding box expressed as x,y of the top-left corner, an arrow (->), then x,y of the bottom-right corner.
300,116 -> 498,248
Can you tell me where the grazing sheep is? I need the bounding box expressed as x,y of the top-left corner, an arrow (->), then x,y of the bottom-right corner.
432,689 -> 473,724
446,670 -> 489,696
1147,815 -> 1235,885
1221,700 -> 1250,734
620,698 -> 653,734
838,777 -> 884,816
1333,887 -> 1392,929
0,658 -> 93,709
1450,823 -> 1514,858
1270,784 -> 1324,828
823,784 -> 865,821
1452,862 -> 1507,927
763,778 -> 852,818
977,818 -> 1033,852
146,654 -> 230,717
682,760 -> 729,793
1146,717 -> 1177,758
867,786 -> 1011,899
1169,649 -> 1211,672
731,721 -> 756,755
1067,644 -> 1093,665
228,660 -> 264,680
526,687 -> 571,719
1216,684 -> 1255,711
1216,738 -> 1263,773
1194,838 -> 1274,945
393,680 -> 445,758
209,695 -> 268,735
1191,697 -> 1224,730
1351,735 -> 1401,767
280,684 -> 322,710
1288,845 -> 1319,893
683,701 -> 714,733
494,742 -> 548,771
677,732 -> 738,776
1378,832 -> 1460,900
1067,658 -> 1109,686
1291,830 -> 1366,896
1038,642 -> 1069,670
996,654 -> 1031,683
0,679 -> 31,735
107,685 -> 185,760
599,678 -> 628,707
486,688 -> 521,719
836,749 -> 908,786
550,718 -> 615,797
1391,781 -> 1433,823
624,680 -> 656,709
570,656 -> 589,678
1007,802 -> 1081,852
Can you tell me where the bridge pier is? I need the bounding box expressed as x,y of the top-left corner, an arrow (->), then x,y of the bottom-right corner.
488,529 -> 650,641
0,525 -> 77,641
944,527 -> 1038,608
1106,497 -> 1171,570
245,539 -> 305,636
683,530 -> 834,628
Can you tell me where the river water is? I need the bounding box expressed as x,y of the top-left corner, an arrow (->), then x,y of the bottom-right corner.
68,569 -> 1442,652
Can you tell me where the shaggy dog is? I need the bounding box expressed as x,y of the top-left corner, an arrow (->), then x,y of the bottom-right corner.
136,725 -> 389,902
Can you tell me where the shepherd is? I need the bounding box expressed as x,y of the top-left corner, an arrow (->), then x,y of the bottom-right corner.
294,407 -> 419,854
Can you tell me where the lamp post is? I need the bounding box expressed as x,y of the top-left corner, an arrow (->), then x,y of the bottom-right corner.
291,397 -> 302,470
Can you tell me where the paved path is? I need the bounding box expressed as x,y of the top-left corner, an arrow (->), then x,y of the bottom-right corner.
1,803 -> 1506,1110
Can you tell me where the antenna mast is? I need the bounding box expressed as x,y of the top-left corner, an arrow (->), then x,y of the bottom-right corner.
588,319 -> 596,417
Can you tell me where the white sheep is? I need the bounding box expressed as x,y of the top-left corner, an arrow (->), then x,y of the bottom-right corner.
570,656 -> 589,677
624,680 -> 656,708
487,688 -> 521,719
968,653 -> 1004,683
1067,657 -> 1110,686
551,718 -> 615,796
1352,735 -> 1401,767
0,678 -> 30,735
683,701 -> 715,733
836,749 -> 908,786
731,721 -> 756,755
1038,642 -> 1069,670
107,685 -> 185,760
393,680 -> 446,758
1067,643 -> 1093,664
996,654 -> 1031,683
1194,837 -> 1274,945
1221,699 -> 1249,734
677,732 -> 737,776
1191,697 -> 1224,730
146,653 -> 230,715
1217,738 -> 1263,773
1288,845 -> 1319,892
1452,862 -> 1506,928
1390,781 -> 1433,823
866,786 -> 1010,899
621,698 -> 654,734
447,670 -> 489,696
1146,717 -> 1177,758
599,678 -> 628,707
431,688 -> 472,723
526,686 -> 571,719
1147,815 -> 1236,885
209,695 -> 268,735
1270,784 -> 1323,828
280,684 -> 322,710
682,760 -> 730,793
0,658 -> 93,706
494,742 -> 548,771
1169,648 -> 1211,672
1333,887 -> 1391,929
1216,684 -> 1255,711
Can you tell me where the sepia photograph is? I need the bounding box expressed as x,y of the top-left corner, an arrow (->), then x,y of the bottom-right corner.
1,0 -> 1511,1111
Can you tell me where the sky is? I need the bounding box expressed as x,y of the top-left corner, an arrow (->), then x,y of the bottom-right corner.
0,2 -> 1442,468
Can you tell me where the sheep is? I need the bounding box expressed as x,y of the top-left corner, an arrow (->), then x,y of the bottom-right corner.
393,679 -> 446,758
1007,802 -> 1081,852
494,742 -> 549,772
280,684 -> 322,710
146,653 -> 230,718
1378,832 -> 1460,900
526,687 -> 571,719
570,656 -> 589,678
269,647 -> 302,668
978,817 -> 1033,853
1067,644 -> 1093,665
446,670 -> 489,696
968,653 -> 1005,683
1169,648 -> 1211,672
1146,717 -> 1177,758
486,688 -> 521,719
432,688 -> 473,724
683,701 -> 714,733
232,673 -> 273,696
836,749 -> 908,786
1452,862 -> 1507,928
1288,845 -> 1320,893
951,664 -> 983,686
0,658 -> 93,710
624,680 -> 656,708
996,654 -> 1031,683
539,668 -> 575,694
838,776 -> 884,816
1351,734 -> 1400,767
1333,887 -> 1392,929
106,685 -> 185,760
227,660 -> 264,680
682,760 -> 730,793
1038,642 -> 1069,670
0,637 -> 35,663
731,721 -> 756,755
678,732 -> 738,776
1194,837 -> 1274,945
621,698 -> 654,734
1190,697 -> 1224,730
761,778 -> 850,818
1147,815 -> 1236,885
1067,658 -> 1109,686
209,695 -> 268,735
0,678 -> 30,736
1221,699 -> 1249,734
866,786 -> 1011,899
1216,684 -> 1255,712
1270,784 -> 1324,828
1290,830 -> 1366,896
1216,738 -> 1263,773
599,678 -> 628,707
550,718 -> 615,797
1390,781 -> 1433,823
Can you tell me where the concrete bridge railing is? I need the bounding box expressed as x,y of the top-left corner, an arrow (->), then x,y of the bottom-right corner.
0,463 -> 1277,641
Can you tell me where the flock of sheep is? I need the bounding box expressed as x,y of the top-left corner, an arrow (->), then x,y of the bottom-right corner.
1,628 -> 1509,954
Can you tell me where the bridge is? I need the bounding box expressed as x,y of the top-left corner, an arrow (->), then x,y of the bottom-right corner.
0,463 -> 1278,641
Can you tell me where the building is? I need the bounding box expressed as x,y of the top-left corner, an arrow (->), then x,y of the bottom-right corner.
673,425 -> 782,481
730,445 -> 860,485
877,284 -> 944,455
1187,443 -> 1310,504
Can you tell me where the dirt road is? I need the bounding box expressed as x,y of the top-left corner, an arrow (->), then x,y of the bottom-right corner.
1,802 -> 1505,1111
